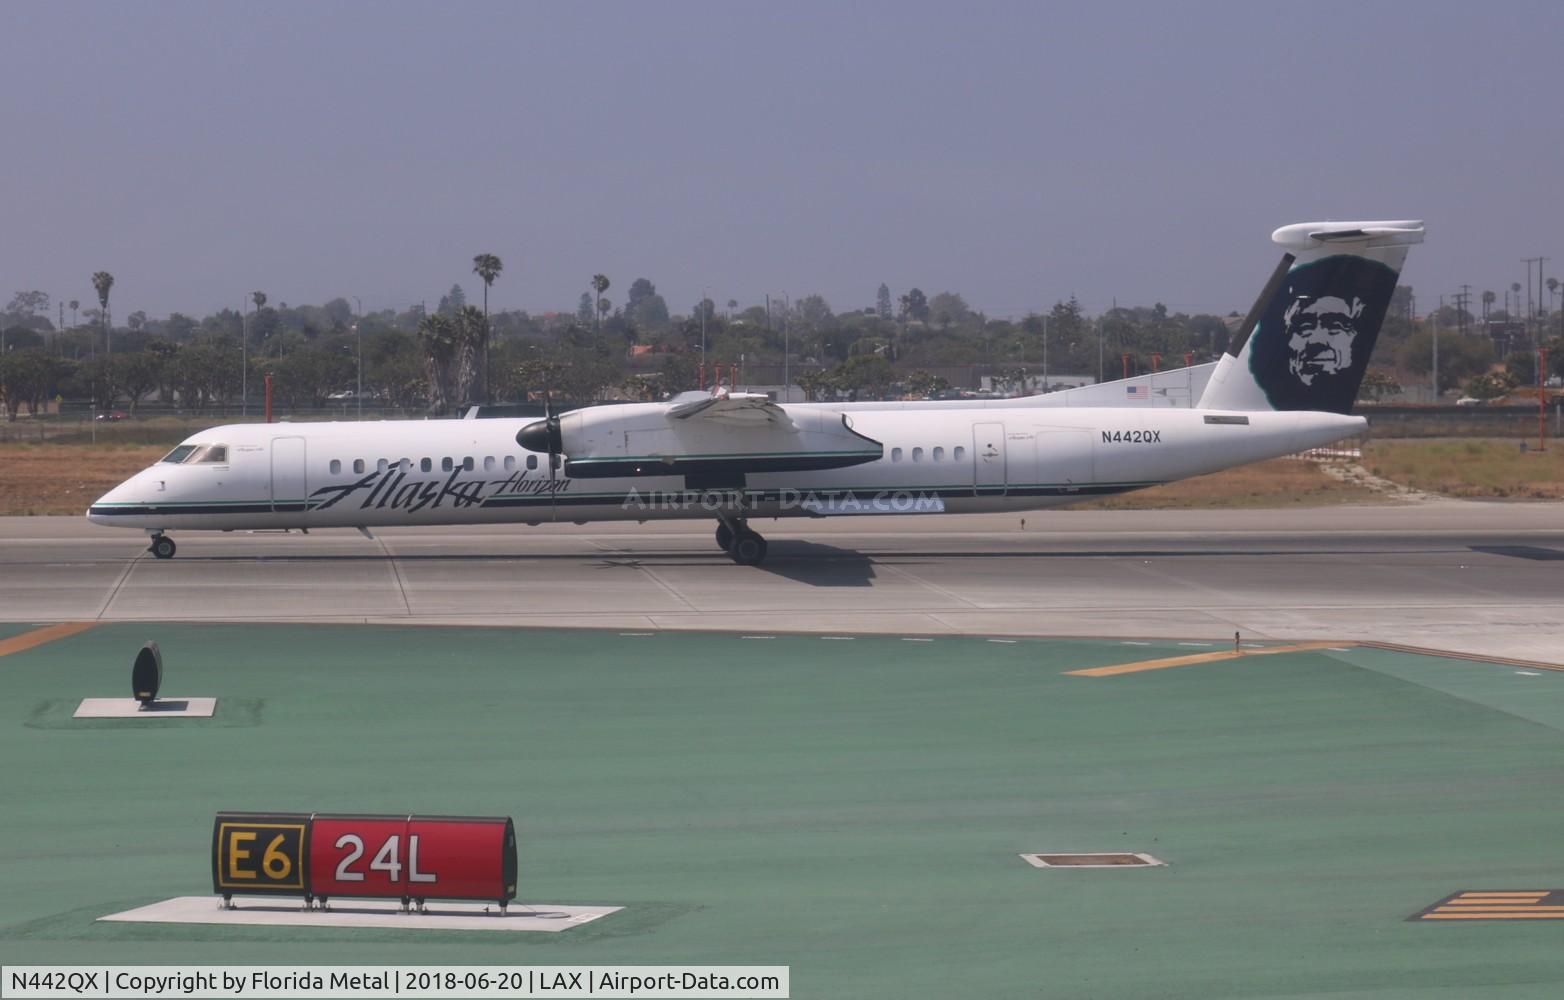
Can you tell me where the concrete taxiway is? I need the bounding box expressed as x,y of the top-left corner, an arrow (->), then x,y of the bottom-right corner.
3,501 -> 1561,661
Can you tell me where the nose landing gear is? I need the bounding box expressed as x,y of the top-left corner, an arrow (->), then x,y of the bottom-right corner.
715,517 -> 767,565
148,533 -> 177,560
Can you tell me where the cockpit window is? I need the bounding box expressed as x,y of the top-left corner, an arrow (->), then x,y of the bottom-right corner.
160,445 -> 198,464
160,444 -> 227,464
189,445 -> 228,463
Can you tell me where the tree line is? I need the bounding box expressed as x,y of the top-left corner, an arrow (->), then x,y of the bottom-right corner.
3,260 -> 1562,420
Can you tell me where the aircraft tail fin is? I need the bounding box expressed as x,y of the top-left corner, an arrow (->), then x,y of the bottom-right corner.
1196,220 -> 1423,413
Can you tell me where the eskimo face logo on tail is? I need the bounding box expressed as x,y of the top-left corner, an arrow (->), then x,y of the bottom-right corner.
1285,295 -> 1364,385
1248,255 -> 1399,413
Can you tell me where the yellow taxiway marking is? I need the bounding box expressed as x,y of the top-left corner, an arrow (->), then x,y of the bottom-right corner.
1412,890 -> 1564,920
1065,641 -> 1345,677
0,622 -> 98,658
1422,911 -> 1564,919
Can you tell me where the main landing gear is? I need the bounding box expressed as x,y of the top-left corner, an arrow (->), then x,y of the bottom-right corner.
148,532 -> 177,560
715,517 -> 767,566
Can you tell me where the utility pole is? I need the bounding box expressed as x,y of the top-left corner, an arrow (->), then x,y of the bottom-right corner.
1433,295 -> 1441,402
1454,285 -> 1471,337
1524,258 -> 1545,345
241,297 -> 248,418
700,285 -> 708,389
353,296 -> 363,420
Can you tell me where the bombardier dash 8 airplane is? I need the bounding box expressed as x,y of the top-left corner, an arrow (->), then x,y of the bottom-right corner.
90,220 -> 1422,564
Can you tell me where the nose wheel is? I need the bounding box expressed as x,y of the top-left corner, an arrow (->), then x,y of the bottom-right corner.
148,534 -> 177,560
715,517 -> 767,565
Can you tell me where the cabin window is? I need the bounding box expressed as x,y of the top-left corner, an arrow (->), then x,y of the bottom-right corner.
912,447 -> 924,462
954,446 -> 966,461
377,459 -> 388,473
526,455 -> 538,470
329,460 -> 342,475
504,455 -> 516,471
354,459 -> 365,474
398,458 -> 411,472
462,456 -> 474,471
933,447 -> 944,461
441,457 -> 453,472
891,448 -> 903,462
160,445 -> 197,464
420,458 -> 432,473
483,456 -> 495,472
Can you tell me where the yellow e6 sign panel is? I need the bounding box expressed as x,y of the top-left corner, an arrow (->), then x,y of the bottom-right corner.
211,813 -> 309,895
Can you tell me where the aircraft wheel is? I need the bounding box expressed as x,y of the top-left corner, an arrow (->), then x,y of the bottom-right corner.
715,522 -> 734,551
149,535 -> 177,560
729,531 -> 767,566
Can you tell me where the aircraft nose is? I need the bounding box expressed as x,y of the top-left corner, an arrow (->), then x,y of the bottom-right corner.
87,471 -> 159,524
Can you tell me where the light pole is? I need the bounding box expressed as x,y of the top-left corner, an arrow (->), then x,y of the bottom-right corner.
783,292 -> 790,402
241,297 -> 248,418
1042,313 -> 1049,392
353,296 -> 363,420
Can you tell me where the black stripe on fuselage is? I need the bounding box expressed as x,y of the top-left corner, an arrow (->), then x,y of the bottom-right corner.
88,502 -> 308,517
88,483 -> 1156,519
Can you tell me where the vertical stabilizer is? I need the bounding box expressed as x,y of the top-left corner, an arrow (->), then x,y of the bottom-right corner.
1197,220 -> 1423,413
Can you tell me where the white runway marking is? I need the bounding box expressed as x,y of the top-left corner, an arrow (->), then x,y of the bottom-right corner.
987,639 -> 1017,644
99,896 -> 621,933
901,637 -> 933,642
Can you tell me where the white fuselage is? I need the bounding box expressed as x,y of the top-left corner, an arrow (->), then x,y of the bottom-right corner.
88,404 -> 1364,533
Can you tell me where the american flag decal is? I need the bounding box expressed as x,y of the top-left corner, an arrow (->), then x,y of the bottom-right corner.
1410,890 -> 1564,921
1125,385 -> 1148,400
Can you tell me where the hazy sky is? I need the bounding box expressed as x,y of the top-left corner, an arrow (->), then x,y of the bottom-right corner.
2,1 -> 1560,322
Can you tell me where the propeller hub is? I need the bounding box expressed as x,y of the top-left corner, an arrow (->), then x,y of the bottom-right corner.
517,418 -> 561,454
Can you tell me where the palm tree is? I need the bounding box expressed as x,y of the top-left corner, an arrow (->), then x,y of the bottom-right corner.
591,274 -> 610,338
91,271 -> 113,355
68,300 -> 79,330
471,253 -> 503,402
1481,289 -> 1495,325
416,313 -> 458,415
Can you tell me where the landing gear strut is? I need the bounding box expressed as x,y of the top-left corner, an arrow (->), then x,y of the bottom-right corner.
148,533 -> 176,560
716,516 -> 767,566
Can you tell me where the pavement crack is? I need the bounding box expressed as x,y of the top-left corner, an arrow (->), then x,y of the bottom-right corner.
374,536 -> 413,616
94,550 -> 144,619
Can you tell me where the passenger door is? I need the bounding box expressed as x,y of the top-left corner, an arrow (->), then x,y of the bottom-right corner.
972,422 -> 1006,495
270,436 -> 308,514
